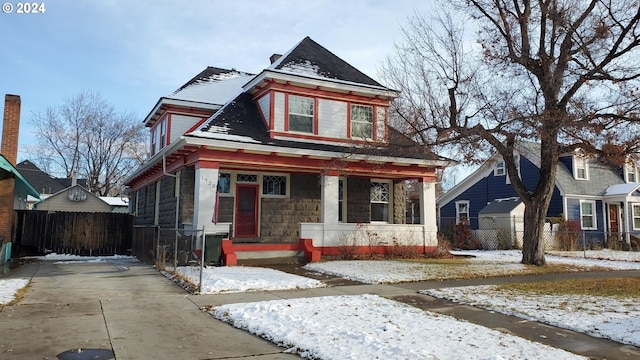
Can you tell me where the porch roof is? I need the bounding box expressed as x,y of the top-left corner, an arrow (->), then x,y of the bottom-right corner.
0,154 -> 41,199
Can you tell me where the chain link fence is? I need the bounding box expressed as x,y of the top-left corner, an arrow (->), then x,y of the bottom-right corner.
440,217 -> 640,252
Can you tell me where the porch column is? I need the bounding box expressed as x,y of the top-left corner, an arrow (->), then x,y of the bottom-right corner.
419,177 -> 438,245
321,172 -> 339,224
625,200 -> 632,246
193,161 -> 219,233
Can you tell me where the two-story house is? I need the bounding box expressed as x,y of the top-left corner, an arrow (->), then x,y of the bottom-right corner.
125,37 -> 451,264
438,141 -> 640,248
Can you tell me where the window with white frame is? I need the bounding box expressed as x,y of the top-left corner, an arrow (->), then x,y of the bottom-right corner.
455,201 -> 470,224
626,163 -> 638,183
351,104 -> 374,139
495,160 -> 505,176
633,204 -> 640,230
288,95 -> 314,133
574,156 -> 588,180
370,181 -> 390,222
580,200 -> 597,229
262,175 -> 287,196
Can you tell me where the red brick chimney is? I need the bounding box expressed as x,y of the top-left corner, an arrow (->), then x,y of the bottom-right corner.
0,94 -> 21,245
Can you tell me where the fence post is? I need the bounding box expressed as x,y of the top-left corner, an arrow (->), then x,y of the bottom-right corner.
199,227 -> 206,294
155,226 -> 160,265
174,228 -> 178,270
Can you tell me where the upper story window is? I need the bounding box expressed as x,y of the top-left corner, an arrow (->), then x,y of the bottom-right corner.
505,154 -> 520,184
495,160 -> 505,176
625,162 -> 638,183
288,95 -> 314,133
455,200 -> 469,224
150,117 -> 168,156
351,104 -> 373,139
574,155 -> 589,180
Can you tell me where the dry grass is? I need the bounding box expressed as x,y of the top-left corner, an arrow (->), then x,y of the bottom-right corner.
498,277 -> 640,298
0,282 -> 30,311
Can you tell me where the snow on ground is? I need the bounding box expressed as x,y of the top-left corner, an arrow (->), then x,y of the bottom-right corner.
212,294 -> 586,360
35,253 -> 138,264
3,250 -> 640,358
0,278 -> 29,305
421,284 -> 640,347
173,266 -> 326,294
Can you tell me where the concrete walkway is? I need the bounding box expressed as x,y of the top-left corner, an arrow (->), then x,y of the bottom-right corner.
2,259 -> 640,359
0,260 -> 297,359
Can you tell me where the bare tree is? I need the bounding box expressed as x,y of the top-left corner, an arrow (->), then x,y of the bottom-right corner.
383,1 -> 640,265
30,90 -> 147,196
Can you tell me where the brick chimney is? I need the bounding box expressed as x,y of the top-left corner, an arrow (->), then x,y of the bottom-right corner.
0,94 -> 21,245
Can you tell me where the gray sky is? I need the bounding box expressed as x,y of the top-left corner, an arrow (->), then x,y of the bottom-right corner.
0,0 -> 428,161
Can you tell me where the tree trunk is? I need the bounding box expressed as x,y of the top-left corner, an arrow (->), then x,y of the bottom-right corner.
521,198 -> 549,266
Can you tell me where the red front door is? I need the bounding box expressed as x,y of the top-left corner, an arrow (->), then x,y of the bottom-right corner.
235,184 -> 259,237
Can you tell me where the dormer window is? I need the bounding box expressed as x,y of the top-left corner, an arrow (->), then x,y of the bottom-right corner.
351,104 -> 373,139
288,95 -> 314,133
625,162 -> 638,183
574,155 -> 588,180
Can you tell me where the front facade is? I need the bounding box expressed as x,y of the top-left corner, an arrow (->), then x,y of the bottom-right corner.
438,142 -> 640,246
126,37 -> 451,263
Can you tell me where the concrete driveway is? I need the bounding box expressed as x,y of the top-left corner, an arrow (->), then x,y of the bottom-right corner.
0,259 -> 297,359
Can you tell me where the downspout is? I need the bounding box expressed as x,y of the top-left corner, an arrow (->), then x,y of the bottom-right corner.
163,154 -> 180,269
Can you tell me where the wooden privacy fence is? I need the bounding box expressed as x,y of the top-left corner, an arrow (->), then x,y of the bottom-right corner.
14,210 -> 134,256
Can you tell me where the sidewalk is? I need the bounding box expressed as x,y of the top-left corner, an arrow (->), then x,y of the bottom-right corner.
2,259 -> 640,359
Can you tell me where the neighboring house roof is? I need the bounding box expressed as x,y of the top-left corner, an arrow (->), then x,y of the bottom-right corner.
16,160 -> 87,195
518,142 -> 623,196
478,198 -> 522,214
439,141 -> 626,206
35,184 -> 111,212
604,183 -> 640,196
0,154 -> 40,199
168,67 -> 255,105
268,37 -> 385,88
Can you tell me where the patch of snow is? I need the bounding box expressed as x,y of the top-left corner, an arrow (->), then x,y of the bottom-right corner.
212,294 -> 586,359
0,278 -> 29,305
35,253 -> 138,264
188,130 -> 260,143
169,72 -> 254,105
279,60 -> 322,77
174,266 -> 325,294
422,285 -> 640,347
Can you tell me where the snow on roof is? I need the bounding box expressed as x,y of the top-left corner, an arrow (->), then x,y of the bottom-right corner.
100,196 -> 129,206
604,182 -> 640,196
167,70 -> 254,105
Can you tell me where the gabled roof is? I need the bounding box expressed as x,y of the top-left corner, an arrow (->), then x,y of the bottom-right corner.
438,141 -> 627,206
604,183 -> 640,196
519,142 -> 624,196
16,160 -> 87,195
268,37 -> 384,88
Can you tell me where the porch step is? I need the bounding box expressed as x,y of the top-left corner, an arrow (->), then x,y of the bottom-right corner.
236,250 -> 306,266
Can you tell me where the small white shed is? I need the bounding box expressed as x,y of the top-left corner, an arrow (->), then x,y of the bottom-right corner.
477,198 -> 524,249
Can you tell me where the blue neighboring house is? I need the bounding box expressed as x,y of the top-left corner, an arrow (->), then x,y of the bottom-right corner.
437,142 -> 640,246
